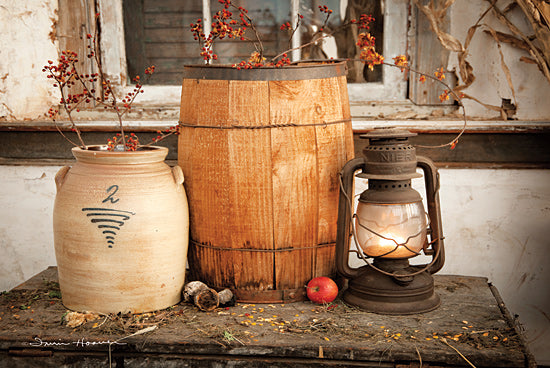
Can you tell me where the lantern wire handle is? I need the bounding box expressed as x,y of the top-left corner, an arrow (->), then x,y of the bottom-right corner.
339,174 -> 442,278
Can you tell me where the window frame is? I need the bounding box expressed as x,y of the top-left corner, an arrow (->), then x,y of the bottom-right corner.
97,0 -> 409,107
97,0 -> 182,105
347,0 -> 409,102
84,0 -> 550,134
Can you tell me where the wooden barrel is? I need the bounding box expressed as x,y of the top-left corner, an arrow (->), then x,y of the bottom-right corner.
178,61 -> 354,303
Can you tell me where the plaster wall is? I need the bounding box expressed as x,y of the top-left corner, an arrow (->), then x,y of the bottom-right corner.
0,166 -> 58,288
1,166 -> 549,363
438,169 -> 550,365
0,0 -> 58,121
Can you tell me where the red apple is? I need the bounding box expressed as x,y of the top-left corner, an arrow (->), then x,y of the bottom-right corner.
306,277 -> 338,304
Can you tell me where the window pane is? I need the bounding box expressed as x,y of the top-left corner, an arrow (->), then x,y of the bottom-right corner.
297,0 -> 384,83
123,0 -> 383,85
208,0 -> 292,65
124,0 -> 204,84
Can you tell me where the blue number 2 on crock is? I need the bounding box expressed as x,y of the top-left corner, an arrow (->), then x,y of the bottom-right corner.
102,185 -> 120,204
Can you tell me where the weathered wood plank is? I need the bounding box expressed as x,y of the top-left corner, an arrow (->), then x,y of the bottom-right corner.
143,28 -> 282,45
353,132 -> 550,166
143,0 -> 202,13
144,27 -> 197,43
57,0 -> 97,108
1,129 -> 549,168
147,72 -> 198,85
146,58 -> 196,72
144,13 -> 199,29
409,4 -> 454,105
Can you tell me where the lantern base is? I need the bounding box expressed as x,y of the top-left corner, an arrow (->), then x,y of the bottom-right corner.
343,262 -> 440,315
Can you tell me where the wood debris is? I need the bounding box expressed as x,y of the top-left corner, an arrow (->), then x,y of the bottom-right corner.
64,311 -> 100,328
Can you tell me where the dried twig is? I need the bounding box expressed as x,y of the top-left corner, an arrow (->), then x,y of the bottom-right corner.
415,345 -> 423,367
440,337 -> 477,368
223,330 -> 245,346
414,0 -> 463,52
108,326 -> 158,368
383,62 -> 466,149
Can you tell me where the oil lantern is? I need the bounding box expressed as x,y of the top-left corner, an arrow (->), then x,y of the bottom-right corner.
335,128 -> 445,314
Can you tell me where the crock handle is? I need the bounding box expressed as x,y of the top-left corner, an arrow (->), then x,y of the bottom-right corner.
54,166 -> 71,192
172,166 -> 185,185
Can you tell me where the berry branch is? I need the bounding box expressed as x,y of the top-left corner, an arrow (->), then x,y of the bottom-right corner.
191,0 -> 264,64
382,59 -> 466,149
43,13 -> 178,151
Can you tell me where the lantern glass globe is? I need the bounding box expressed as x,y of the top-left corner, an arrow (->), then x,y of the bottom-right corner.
355,201 -> 427,259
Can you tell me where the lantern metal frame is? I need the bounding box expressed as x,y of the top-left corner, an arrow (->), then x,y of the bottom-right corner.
335,128 -> 445,315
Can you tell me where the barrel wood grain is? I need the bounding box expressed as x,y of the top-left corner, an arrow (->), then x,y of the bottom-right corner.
270,79 -> 318,290
228,80 -> 274,291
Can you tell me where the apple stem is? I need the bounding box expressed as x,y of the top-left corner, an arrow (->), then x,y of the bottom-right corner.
305,286 -> 320,292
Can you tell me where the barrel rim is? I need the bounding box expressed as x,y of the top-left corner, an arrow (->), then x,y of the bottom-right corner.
182,60 -> 348,81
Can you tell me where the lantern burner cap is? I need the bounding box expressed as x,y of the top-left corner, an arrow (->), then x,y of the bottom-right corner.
360,128 -> 417,142
359,128 -> 421,180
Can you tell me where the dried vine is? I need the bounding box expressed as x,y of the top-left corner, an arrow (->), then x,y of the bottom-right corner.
414,0 -> 550,119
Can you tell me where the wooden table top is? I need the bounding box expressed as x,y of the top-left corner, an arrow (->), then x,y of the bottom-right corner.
0,267 -> 535,367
